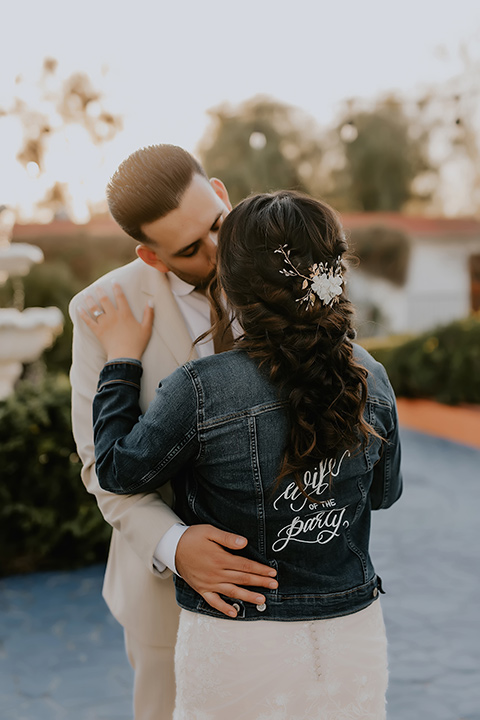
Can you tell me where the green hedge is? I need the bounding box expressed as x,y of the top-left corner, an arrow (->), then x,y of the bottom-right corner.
364,316 -> 480,404
0,373 -> 110,576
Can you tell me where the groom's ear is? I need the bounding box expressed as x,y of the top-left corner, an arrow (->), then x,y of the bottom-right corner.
209,177 -> 232,211
136,244 -> 169,273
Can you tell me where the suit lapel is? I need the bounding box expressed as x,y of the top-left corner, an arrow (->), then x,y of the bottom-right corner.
141,267 -> 198,365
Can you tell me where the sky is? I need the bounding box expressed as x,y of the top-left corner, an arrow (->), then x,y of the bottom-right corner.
1,0 -> 480,221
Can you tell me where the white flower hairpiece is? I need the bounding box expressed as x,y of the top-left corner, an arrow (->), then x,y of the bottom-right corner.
274,244 -> 344,308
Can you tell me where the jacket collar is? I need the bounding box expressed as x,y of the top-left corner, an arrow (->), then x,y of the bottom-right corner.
167,271 -> 196,298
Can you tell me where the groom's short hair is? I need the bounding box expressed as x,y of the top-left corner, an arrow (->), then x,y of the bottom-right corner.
107,144 -> 208,244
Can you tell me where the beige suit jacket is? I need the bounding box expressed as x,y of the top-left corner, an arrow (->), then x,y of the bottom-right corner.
69,258 -> 198,646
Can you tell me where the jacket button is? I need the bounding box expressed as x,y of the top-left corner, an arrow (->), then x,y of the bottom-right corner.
232,603 -> 241,612
373,588 -> 378,598
256,602 -> 266,612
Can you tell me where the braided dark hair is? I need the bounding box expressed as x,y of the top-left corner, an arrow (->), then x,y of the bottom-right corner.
212,190 -> 374,493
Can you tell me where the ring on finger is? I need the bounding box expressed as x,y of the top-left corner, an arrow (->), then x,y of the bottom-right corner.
92,309 -> 105,318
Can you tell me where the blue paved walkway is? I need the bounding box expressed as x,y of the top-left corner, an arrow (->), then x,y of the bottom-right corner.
1,429 -> 479,719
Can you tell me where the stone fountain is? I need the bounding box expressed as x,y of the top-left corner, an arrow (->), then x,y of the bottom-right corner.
0,208 -> 64,399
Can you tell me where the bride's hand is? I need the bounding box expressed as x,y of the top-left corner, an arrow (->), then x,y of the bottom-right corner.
79,283 -> 154,361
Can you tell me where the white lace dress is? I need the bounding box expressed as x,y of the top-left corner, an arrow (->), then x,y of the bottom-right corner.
174,600 -> 388,720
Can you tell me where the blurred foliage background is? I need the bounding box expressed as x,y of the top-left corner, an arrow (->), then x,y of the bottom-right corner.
0,374 -> 110,576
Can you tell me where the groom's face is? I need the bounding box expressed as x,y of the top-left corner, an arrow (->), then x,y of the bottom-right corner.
137,174 -> 231,288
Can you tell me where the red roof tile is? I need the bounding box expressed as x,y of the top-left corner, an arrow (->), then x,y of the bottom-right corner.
12,215 -> 127,239
340,212 -> 480,236
11,212 -> 480,240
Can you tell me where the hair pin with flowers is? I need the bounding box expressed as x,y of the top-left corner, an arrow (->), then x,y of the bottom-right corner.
274,244 -> 344,308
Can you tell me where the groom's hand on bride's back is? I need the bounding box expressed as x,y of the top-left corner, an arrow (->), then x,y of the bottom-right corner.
175,525 -> 278,618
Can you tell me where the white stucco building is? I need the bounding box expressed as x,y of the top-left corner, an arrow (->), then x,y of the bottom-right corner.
341,213 -> 480,337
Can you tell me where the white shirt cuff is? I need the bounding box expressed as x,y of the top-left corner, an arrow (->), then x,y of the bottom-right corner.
152,523 -> 189,576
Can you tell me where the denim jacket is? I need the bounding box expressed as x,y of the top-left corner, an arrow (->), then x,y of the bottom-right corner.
93,344 -> 402,622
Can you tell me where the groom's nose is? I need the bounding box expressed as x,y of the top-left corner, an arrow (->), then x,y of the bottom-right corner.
205,235 -> 218,264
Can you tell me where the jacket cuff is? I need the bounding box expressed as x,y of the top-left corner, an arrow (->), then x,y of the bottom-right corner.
97,358 -> 143,391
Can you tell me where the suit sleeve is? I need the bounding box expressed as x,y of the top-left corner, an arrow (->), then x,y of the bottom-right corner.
69,294 -> 183,578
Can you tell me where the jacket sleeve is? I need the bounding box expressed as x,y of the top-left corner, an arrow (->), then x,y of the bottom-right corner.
369,370 -> 403,510
69,294 -> 183,578
93,360 -> 199,495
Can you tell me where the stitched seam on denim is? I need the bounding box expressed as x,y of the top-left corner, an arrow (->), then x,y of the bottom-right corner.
350,477 -> 367,524
97,379 -> 141,391
364,405 -> 373,470
103,360 -> 142,368
345,527 -> 368,581
182,364 -> 204,462
124,428 -> 197,491
382,436 -> 392,507
189,584 -> 373,604
277,576 -> 377,600
198,401 -> 288,430
367,396 -> 392,409
248,416 -> 266,557
187,474 -> 199,519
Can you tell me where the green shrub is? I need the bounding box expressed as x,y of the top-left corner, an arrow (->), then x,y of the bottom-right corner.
364,316 -> 480,404
22,261 -> 83,374
0,373 -> 110,576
